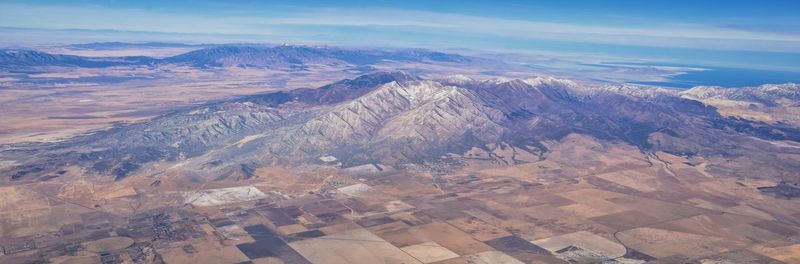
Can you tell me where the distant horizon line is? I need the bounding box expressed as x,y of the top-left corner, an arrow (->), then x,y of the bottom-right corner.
3,37 -> 800,75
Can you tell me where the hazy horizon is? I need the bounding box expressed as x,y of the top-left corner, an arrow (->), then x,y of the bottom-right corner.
2,0 -> 800,72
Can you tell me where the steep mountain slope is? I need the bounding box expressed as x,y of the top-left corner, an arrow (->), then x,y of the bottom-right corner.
0,72 -> 410,180
257,80 -> 508,164
239,71 -> 419,106
2,73 -> 799,182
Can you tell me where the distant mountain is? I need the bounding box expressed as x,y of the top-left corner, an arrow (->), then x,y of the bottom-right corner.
161,45 -> 472,68
0,45 -> 473,69
3,72 -> 799,182
682,83 -> 800,106
0,49 -> 155,68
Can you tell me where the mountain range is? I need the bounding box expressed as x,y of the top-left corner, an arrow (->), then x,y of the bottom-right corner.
0,45 -> 472,69
0,49 -> 156,68
682,83 -> 800,107
3,71 -> 799,182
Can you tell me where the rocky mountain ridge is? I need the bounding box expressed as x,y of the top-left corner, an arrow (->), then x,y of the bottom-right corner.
2,72 -> 799,182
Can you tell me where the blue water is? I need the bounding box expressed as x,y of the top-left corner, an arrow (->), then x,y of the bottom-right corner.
622,63 -> 800,89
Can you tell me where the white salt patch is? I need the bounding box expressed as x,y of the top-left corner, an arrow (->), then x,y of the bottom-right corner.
319,155 -> 338,162
384,200 -> 414,212
215,224 -> 250,241
337,183 -> 375,196
183,186 -> 267,207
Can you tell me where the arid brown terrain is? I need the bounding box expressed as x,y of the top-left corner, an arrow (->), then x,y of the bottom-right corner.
1,44 -> 799,264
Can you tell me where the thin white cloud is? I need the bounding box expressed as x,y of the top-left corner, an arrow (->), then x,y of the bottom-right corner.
0,3 -> 273,35
1,3 -> 799,53
264,8 -> 800,41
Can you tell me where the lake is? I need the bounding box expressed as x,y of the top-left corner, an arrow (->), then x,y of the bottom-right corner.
631,66 -> 800,89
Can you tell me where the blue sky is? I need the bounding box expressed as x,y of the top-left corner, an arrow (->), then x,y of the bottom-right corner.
1,0 -> 799,71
